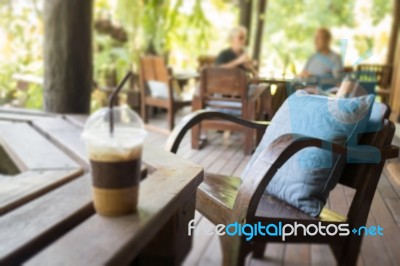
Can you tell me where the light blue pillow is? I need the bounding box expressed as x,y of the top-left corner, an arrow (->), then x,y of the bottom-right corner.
242,91 -> 375,217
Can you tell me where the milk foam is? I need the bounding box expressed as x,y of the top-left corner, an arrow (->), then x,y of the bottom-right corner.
82,127 -> 147,162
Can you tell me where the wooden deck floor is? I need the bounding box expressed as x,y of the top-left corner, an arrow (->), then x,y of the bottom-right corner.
146,108 -> 400,266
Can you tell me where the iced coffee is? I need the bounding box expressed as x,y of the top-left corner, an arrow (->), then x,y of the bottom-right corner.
82,106 -> 146,216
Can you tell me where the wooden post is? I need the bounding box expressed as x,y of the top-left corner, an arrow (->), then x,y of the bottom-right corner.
43,0 -> 93,114
239,0 -> 253,35
387,0 -> 400,66
389,0 -> 400,121
253,0 -> 268,64
390,44 -> 400,122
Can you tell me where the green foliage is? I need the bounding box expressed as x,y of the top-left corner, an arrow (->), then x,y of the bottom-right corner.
94,34 -> 131,86
115,0 -> 211,61
263,0 -> 355,73
0,0 -> 393,110
260,0 -> 393,75
371,0 -> 392,25
0,1 -> 43,108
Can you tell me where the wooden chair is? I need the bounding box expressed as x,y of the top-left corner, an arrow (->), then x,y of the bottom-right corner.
139,55 -> 191,130
197,55 -> 216,71
356,64 -> 393,104
165,106 -> 399,266
192,67 -> 269,155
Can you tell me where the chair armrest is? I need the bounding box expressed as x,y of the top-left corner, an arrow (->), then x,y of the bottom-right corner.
165,110 -> 270,153
232,133 -> 398,222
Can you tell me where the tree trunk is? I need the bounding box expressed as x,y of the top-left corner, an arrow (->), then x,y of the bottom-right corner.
43,0 -> 93,113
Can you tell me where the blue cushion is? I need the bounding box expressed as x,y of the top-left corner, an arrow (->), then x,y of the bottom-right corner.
242,91 -> 375,217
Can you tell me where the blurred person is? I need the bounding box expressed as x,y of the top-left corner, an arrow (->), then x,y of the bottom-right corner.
215,26 -> 257,76
300,28 -> 343,79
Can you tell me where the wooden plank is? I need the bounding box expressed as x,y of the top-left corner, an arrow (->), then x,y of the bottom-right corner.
0,113 -> 42,123
359,213 -> 392,266
179,132 -> 221,162
232,155 -> 251,177
328,184 -> 350,218
340,184 -> 393,266
0,107 -> 54,117
283,244 -> 310,266
310,244 -> 336,266
368,191 -> 400,263
63,114 -> 87,128
0,122 -> 80,171
25,145 -> 202,265
198,232 -> 222,266
0,176 -> 93,265
0,169 -> 83,214
250,243 -> 285,266
384,198 -> 400,223
378,173 -> 400,223
32,118 -> 88,168
219,143 -> 247,176
183,216 -> 219,266
206,137 -> 241,174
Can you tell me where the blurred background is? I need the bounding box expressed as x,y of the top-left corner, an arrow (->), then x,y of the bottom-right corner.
0,0 -> 393,110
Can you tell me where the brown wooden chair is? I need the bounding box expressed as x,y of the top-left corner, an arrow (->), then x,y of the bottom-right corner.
139,55 -> 191,130
165,106 -> 399,266
192,67 -> 269,155
197,55 -> 216,71
356,64 -> 393,104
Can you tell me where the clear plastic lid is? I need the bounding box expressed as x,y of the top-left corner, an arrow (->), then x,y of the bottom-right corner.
82,105 -> 147,159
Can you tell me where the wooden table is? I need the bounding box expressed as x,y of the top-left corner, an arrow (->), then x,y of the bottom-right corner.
173,71 -> 199,90
0,108 -> 203,265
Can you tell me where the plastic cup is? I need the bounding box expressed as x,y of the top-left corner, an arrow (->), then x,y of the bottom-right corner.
82,105 -> 146,216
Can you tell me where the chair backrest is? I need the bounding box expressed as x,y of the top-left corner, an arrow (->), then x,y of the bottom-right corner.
337,104 -> 396,226
343,66 -> 354,73
199,67 -> 248,101
140,55 -> 171,96
197,55 -> 216,71
356,64 -> 392,88
140,56 -> 169,83
338,104 -> 390,189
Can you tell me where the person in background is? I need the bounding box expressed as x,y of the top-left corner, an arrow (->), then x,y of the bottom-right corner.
215,26 -> 257,76
300,28 -> 343,79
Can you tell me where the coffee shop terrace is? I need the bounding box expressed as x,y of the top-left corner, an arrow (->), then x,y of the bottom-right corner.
0,1 -> 400,265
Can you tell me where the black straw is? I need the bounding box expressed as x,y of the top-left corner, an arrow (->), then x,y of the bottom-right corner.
108,71 -> 133,136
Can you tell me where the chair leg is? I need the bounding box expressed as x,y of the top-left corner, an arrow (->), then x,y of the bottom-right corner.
168,108 -> 175,130
330,236 -> 362,266
243,128 -> 254,155
253,242 -> 267,259
256,128 -> 264,146
220,235 -> 251,266
191,123 -> 201,150
141,103 -> 149,124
